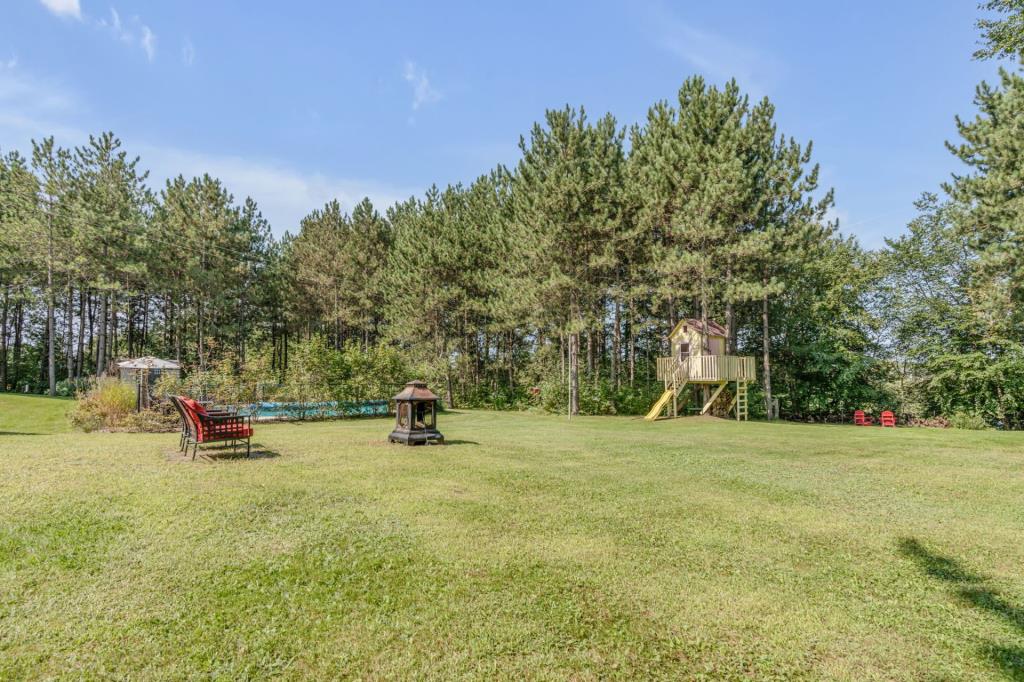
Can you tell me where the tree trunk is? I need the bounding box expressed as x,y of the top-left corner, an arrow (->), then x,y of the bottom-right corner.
141,294 -> 149,354
86,292 -> 95,376
700,291 -> 710,405
612,299 -> 621,389
559,334 -> 565,384
725,302 -> 735,355
12,298 -> 24,390
64,284 -> 74,381
586,331 -> 593,377
197,300 -> 205,371
627,298 -> 635,387
568,331 -> 579,417
46,227 -> 56,396
110,294 -> 119,361
724,263 -> 735,354
0,288 -> 8,391
75,289 -> 85,380
96,293 -> 107,376
126,296 -> 135,358
47,292 -> 55,395
762,292 -> 773,420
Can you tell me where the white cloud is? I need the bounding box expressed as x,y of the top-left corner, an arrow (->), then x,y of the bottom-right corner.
181,38 -> 195,66
140,146 -> 416,235
96,7 -> 157,61
97,8 -> 129,46
140,25 -> 156,61
402,61 -> 442,111
640,2 -> 782,98
38,0 -> 81,20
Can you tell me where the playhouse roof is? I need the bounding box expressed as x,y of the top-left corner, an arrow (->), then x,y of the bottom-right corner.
116,356 -> 182,370
669,318 -> 728,339
393,380 -> 440,402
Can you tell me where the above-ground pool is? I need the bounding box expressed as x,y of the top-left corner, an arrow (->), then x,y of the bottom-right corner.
238,400 -> 389,421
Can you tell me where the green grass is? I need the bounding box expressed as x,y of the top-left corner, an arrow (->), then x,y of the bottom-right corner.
0,392 -> 72,435
1,397 -> 1023,679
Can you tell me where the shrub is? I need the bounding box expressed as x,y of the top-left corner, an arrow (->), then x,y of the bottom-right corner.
70,378 -> 137,432
55,377 -> 93,397
535,376 -> 617,415
906,416 -> 951,428
120,408 -> 179,433
949,412 -> 990,430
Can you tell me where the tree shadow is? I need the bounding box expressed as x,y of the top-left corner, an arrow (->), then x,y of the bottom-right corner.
899,537 -> 1024,679
0,431 -> 45,436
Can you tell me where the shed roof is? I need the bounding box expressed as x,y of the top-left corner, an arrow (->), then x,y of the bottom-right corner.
669,318 -> 728,340
393,380 -> 440,402
116,356 -> 182,370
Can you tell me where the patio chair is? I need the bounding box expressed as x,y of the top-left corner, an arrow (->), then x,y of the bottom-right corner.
178,396 -> 253,460
880,410 -> 896,427
169,396 -> 235,452
169,396 -> 192,451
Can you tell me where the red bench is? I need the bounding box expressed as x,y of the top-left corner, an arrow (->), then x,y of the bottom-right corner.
178,396 -> 253,459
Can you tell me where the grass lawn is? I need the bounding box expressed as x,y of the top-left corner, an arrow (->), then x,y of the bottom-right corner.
0,392 -> 72,435
1,395 -> 1023,679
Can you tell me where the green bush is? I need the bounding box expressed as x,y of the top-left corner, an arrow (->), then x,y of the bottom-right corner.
70,378 -> 137,432
153,338 -> 413,418
55,377 -> 93,397
120,408 -> 179,433
535,375 -> 617,415
949,412 -> 990,430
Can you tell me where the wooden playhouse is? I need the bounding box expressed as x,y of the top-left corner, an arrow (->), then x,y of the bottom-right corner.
645,319 -> 755,421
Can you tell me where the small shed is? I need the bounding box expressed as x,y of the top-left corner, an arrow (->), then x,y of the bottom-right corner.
669,318 -> 728,360
117,357 -> 182,410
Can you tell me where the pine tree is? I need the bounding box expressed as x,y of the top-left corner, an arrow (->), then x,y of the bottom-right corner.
73,133 -> 150,374
975,0 -> 1024,60
0,151 -> 40,391
946,66 -> 1024,336
512,107 -> 623,415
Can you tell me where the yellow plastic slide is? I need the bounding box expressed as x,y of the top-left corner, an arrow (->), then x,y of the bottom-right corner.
644,389 -> 674,421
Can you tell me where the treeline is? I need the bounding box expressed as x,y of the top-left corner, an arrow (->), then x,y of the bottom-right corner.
1,69 -> 1022,425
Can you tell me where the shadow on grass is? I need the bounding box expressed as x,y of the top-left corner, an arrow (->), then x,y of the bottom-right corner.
171,444 -> 281,463
443,439 -> 479,446
899,538 -> 1024,679
0,431 -> 45,436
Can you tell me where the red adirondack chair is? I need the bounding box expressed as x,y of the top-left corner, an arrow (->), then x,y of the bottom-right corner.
854,409 -> 874,426
179,396 -> 253,459
880,410 -> 896,427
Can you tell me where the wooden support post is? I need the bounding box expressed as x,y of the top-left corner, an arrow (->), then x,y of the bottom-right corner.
701,382 -> 728,416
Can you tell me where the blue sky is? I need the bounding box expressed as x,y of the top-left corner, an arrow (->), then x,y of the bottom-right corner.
0,0 -> 1005,246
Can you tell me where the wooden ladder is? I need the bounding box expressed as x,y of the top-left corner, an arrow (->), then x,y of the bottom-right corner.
735,381 -> 749,421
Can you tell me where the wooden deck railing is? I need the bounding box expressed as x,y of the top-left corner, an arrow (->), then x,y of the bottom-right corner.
656,355 -> 756,384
